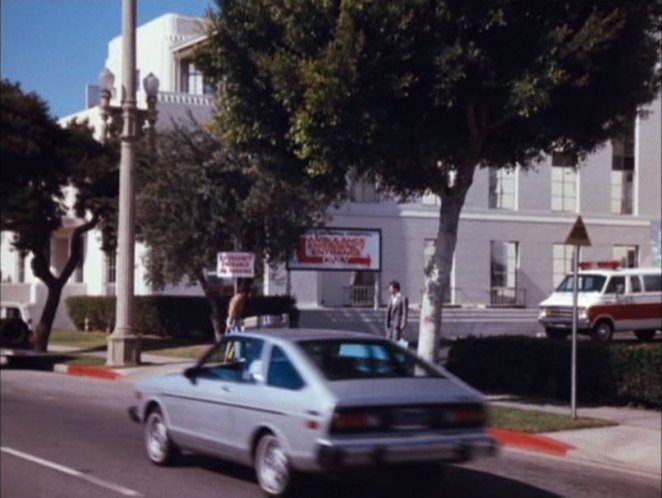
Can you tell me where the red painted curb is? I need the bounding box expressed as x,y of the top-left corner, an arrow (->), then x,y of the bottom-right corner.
489,428 -> 575,456
66,365 -> 122,381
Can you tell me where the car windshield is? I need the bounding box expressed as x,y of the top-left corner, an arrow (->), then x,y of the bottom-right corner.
556,274 -> 606,293
298,339 -> 443,381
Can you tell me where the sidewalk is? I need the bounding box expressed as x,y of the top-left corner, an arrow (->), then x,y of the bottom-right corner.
43,345 -> 662,479
488,394 -> 661,478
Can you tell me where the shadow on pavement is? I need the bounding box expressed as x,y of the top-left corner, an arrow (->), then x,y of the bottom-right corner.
177,454 -> 560,498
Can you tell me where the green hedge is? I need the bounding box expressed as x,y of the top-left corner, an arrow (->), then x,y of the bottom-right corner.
446,336 -> 661,407
65,295 -> 298,338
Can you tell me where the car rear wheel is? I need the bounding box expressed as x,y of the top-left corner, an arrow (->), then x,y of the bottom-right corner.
591,321 -> 613,343
634,330 -> 656,341
255,433 -> 294,497
144,408 -> 178,466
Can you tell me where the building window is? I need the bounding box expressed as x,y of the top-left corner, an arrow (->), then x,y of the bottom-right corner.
488,168 -> 517,209
490,241 -> 521,306
106,252 -> 117,284
551,152 -> 578,212
613,245 -> 638,269
180,60 -> 214,96
349,179 -> 379,203
424,239 -> 452,303
611,119 -> 635,215
74,236 -> 86,283
17,253 -> 26,283
552,244 -> 578,288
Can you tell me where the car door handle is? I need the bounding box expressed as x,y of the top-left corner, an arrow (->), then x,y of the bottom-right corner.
221,386 -> 232,393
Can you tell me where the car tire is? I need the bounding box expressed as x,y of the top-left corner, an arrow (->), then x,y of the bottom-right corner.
1,319 -> 29,348
591,321 -> 613,343
634,330 -> 656,341
144,408 -> 179,466
545,328 -> 569,340
255,433 -> 295,498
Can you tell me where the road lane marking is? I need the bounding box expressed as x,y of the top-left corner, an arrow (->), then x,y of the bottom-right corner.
1,447 -> 143,496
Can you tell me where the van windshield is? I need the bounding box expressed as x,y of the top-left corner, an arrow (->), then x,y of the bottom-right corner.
556,275 -> 606,293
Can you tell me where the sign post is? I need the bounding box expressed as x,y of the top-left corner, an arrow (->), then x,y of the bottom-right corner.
565,216 -> 592,419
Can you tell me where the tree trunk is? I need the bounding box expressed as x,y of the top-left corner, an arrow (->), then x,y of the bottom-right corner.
198,272 -> 225,342
31,217 -> 98,353
34,282 -> 64,352
417,167 -> 477,363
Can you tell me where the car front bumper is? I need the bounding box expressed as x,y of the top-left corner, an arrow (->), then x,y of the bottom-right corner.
538,317 -> 591,330
317,432 -> 498,469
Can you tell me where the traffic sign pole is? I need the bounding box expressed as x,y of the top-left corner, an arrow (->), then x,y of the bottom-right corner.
571,247 -> 579,419
565,216 -> 591,420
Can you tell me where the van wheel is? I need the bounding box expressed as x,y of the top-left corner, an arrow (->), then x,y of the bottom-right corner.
545,328 -> 568,340
591,321 -> 613,343
634,330 -> 656,341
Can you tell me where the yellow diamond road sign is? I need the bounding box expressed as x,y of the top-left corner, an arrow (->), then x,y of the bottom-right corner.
565,216 -> 592,246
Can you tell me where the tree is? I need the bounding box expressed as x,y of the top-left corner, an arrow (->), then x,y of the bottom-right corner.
1,80 -> 118,351
197,0 -> 661,361
138,119 -> 329,339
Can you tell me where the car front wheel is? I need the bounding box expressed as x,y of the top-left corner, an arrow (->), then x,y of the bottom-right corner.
255,433 -> 294,497
144,408 -> 178,466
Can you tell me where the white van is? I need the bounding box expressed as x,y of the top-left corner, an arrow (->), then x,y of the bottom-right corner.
538,262 -> 662,342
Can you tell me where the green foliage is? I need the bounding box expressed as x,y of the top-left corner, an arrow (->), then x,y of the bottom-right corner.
446,337 -> 662,407
65,294 -> 298,339
138,119 -> 330,294
198,0 -> 661,195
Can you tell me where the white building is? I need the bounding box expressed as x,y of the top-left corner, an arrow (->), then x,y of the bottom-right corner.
2,13 -> 661,329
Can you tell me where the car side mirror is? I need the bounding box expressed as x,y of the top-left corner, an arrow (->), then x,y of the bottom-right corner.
184,367 -> 199,384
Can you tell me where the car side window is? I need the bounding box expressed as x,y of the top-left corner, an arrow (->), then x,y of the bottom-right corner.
605,276 -> 625,294
267,346 -> 305,390
643,275 -> 662,292
200,337 -> 264,382
630,276 -> 642,293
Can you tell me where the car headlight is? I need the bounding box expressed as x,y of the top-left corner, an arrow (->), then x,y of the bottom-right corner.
538,307 -> 548,318
578,308 -> 588,320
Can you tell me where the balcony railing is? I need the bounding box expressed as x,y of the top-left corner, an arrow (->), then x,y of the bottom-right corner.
489,287 -> 526,307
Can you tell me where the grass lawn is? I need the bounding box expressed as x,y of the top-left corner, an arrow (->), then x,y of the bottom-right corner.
50,329 -> 210,358
489,405 -> 616,433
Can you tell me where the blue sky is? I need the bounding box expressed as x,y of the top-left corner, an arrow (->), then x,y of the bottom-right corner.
1,0 -> 213,118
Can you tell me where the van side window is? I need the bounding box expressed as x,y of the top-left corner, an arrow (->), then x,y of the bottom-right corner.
630,276 -> 642,293
605,276 -> 626,294
643,275 -> 662,292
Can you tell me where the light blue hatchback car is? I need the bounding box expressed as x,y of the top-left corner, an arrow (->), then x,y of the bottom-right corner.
129,329 -> 497,497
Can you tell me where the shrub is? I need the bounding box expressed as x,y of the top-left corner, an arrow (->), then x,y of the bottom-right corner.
65,294 -> 298,339
446,336 -> 661,407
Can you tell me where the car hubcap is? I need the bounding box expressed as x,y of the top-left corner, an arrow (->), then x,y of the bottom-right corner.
147,416 -> 167,461
259,438 -> 289,495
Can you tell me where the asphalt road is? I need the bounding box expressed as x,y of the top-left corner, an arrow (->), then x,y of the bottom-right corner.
1,370 -> 660,498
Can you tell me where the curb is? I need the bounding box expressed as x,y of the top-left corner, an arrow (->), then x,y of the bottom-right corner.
53,363 -> 122,381
489,428 -> 575,456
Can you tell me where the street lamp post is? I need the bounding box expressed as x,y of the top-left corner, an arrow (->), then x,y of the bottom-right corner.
99,0 -> 159,367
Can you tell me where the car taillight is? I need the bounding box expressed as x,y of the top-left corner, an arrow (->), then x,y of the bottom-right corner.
441,405 -> 486,426
331,411 -> 384,433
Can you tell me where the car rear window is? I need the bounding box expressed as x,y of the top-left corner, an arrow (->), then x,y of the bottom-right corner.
298,339 -> 443,381
643,275 -> 662,292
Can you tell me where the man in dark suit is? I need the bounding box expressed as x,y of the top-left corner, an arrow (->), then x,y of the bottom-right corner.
385,280 -> 408,342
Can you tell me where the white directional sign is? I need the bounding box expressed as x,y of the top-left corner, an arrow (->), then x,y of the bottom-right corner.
217,252 -> 255,278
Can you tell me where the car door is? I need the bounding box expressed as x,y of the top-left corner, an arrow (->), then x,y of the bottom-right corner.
166,337 -> 258,458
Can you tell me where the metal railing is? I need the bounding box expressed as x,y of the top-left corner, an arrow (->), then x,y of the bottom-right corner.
344,285 -> 375,307
489,287 -> 526,307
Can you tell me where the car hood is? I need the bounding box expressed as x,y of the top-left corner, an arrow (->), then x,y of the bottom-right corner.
327,377 -> 482,408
